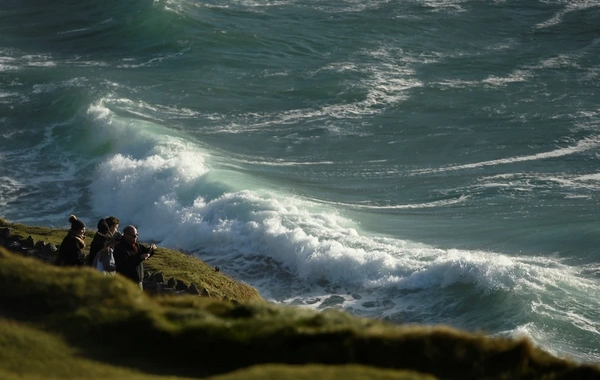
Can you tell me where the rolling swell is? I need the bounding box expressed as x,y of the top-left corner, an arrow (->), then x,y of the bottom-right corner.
2,0 -> 600,364
0,0 -> 185,56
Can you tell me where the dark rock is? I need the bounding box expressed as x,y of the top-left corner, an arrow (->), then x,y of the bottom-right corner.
21,248 -> 38,257
143,281 -> 160,291
214,266 -> 220,272
5,241 -> 21,251
0,227 -> 10,239
37,245 -> 57,262
21,236 -> 34,248
200,288 -> 211,297
175,280 -> 188,291
150,272 -> 165,283
188,283 -> 200,295
34,240 -> 45,249
10,234 -> 24,242
41,243 -> 57,254
167,277 -> 177,288
319,295 -> 345,309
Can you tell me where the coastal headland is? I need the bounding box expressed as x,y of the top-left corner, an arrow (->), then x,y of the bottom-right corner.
1,217 -> 599,380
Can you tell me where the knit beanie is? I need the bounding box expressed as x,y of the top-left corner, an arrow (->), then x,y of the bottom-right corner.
69,214 -> 86,230
96,218 -> 109,234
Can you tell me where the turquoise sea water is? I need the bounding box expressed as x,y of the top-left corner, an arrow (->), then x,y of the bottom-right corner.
2,0 -> 600,363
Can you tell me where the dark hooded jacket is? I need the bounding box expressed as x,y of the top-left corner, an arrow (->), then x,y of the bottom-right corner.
87,218 -> 112,266
58,230 -> 86,266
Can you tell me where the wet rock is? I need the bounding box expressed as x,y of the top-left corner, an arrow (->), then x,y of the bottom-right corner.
319,295 -> 345,309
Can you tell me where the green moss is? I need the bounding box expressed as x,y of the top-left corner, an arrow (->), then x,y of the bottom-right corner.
0,318 -> 433,380
1,217 -> 600,380
145,247 -> 261,302
0,317 -> 186,380
0,218 -> 263,303
208,364 -> 437,380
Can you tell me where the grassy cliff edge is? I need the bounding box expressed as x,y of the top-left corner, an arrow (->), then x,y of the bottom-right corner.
0,219 -> 599,380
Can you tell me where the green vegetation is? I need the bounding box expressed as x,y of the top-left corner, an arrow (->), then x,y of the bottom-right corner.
0,217 -> 262,303
1,218 -> 599,379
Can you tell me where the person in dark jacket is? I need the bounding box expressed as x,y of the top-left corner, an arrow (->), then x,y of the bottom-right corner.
87,218 -> 111,266
113,225 -> 156,290
87,216 -> 120,266
57,214 -> 87,266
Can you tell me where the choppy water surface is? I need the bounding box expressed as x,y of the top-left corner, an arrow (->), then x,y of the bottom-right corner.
2,0 -> 600,363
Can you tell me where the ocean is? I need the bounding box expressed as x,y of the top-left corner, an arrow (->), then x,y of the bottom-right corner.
2,0 -> 600,364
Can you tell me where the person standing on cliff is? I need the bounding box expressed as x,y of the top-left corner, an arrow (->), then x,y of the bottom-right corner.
105,216 -> 122,240
113,225 -> 156,290
57,214 -> 87,266
92,235 -> 118,275
87,216 -> 120,266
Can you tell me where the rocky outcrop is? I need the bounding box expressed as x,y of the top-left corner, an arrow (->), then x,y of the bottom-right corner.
0,227 -> 59,263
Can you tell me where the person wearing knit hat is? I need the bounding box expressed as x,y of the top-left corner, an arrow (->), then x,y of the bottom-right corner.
57,214 -> 87,266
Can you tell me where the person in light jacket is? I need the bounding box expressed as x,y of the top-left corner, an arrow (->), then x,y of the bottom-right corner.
87,216 -> 120,266
92,236 -> 117,275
